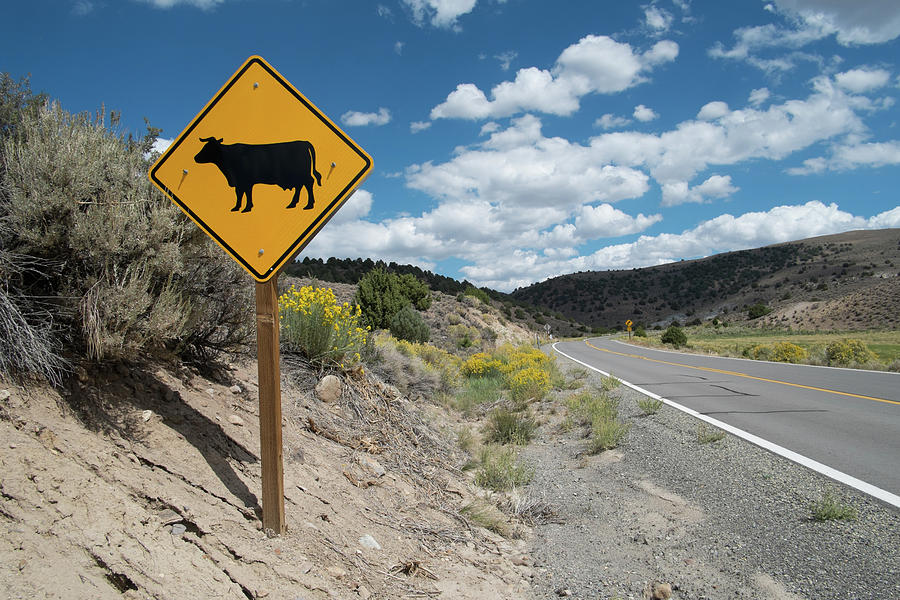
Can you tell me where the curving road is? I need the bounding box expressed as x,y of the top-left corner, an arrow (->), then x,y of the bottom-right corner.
553,337 -> 900,506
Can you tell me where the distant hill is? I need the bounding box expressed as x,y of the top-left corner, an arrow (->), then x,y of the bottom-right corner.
509,229 -> 900,331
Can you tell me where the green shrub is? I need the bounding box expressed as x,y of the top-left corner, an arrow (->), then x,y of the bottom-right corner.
637,397 -> 663,415
747,303 -> 772,319
697,423 -> 725,444
661,325 -> 687,347
743,344 -> 773,361
508,366 -> 550,404
463,284 -> 491,305
449,323 -> 480,348
588,415 -> 630,453
825,339 -> 877,366
397,273 -> 432,310
279,285 -> 370,367
474,445 -> 533,491
810,491 -> 857,521
484,407 -> 536,445
355,267 -> 407,330
389,304 -> 430,343
1,96 -> 252,374
566,390 -> 618,426
460,352 -> 502,378
633,325 -> 647,337
453,375 -> 504,415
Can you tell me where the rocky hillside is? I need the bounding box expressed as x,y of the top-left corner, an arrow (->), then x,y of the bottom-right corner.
511,229 -> 900,330
0,359 -> 533,599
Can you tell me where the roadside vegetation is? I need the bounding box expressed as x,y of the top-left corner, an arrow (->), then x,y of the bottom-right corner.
626,322 -> 900,372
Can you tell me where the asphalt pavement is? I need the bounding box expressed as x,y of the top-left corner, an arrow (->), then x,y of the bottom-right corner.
553,337 -> 900,503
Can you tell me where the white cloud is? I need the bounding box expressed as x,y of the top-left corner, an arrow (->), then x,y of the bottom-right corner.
710,1 -> 900,72
644,5 -> 674,32
697,101 -> 729,120
748,87 -> 771,106
410,120 -> 432,133
834,67 -> 892,93
329,189 -> 373,225
150,137 -> 173,156
661,174 -> 739,206
430,35 -> 678,120
789,140 -> 900,173
394,41 -> 405,55
340,107 -> 392,127
589,75 -> 865,185
633,104 -> 659,122
73,1 -> 94,15
460,201 -> 897,291
575,204 -> 662,238
772,0 -> 900,45
495,51 -> 517,71
402,0 -> 478,29
595,113 -> 632,130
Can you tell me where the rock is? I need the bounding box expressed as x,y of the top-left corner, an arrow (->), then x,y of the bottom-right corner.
326,566 -> 347,579
170,523 -> 187,537
228,415 -> 245,427
142,410 -> 153,422
229,385 -> 243,394
555,589 -> 572,597
356,456 -> 386,478
0,389 -> 10,402
356,585 -> 371,599
158,509 -> 182,525
650,582 -> 672,599
512,555 -> 531,566
358,534 -> 381,550
205,387 -> 216,397
315,375 -> 342,403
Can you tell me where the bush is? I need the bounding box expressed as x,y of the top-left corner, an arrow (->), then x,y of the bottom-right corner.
633,325 -> 647,337
588,415 -> 630,453
449,323 -> 481,348
389,304 -> 430,343
354,267 -> 407,330
747,303 -> 772,319
1,95 -> 252,374
771,342 -> 808,363
810,491 -> 857,521
463,284 -> 491,305
397,273 -> 432,310
661,325 -> 687,347
461,352 -> 503,378
484,407 -> 536,445
279,284 -> 369,367
637,397 -> 663,415
508,366 -> 550,404
825,339 -> 877,366
453,375 -> 504,415
474,445 -> 533,491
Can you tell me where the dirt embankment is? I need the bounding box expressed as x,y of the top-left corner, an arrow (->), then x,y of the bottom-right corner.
0,360 -> 532,599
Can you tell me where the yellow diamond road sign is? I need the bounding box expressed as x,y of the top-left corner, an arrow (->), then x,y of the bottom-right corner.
149,56 -> 372,282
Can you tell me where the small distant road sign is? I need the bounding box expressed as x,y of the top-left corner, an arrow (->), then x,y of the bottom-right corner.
149,55 -> 372,282
625,320 -> 633,328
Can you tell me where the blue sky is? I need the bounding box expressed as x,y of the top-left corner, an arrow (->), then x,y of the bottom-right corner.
4,0 -> 900,291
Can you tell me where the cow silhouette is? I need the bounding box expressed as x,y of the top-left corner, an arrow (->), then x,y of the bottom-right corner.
194,137 -> 323,214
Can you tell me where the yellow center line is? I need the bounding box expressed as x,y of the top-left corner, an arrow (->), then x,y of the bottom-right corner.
584,340 -> 900,407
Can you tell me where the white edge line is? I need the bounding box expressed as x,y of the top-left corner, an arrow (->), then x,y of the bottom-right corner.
552,342 -> 900,510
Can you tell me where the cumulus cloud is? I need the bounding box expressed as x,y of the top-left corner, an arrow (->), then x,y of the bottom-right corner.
329,189 -> 374,225
595,113 -> 632,130
661,175 -> 739,206
696,101 -> 729,120
633,104 -> 659,122
834,67 -> 892,93
575,204 -> 662,238
410,120 -> 432,133
430,35 -> 678,120
495,51 -> 517,71
459,201 -> 900,290
402,0 -> 477,29
788,140 -> 900,174
340,107 -> 392,127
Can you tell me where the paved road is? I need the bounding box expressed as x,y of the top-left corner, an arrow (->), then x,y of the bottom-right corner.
553,337 -> 900,500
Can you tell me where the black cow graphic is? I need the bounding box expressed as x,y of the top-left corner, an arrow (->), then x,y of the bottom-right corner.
194,137 -> 323,213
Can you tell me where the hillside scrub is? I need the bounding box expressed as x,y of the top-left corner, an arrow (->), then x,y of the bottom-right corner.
0,86 -> 252,382
661,324 -> 687,347
354,267 -> 432,330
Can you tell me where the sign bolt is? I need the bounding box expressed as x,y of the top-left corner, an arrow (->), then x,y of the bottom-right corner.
258,249 -> 264,256
253,82 -> 259,89
182,169 -> 189,175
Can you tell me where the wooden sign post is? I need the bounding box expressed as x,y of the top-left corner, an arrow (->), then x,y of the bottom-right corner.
256,276 -> 285,533
148,56 -> 372,535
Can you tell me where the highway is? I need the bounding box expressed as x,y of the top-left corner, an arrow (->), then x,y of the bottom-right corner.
553,337 -> 900,505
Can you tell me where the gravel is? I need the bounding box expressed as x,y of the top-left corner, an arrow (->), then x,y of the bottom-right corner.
523,356 -> 900,600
